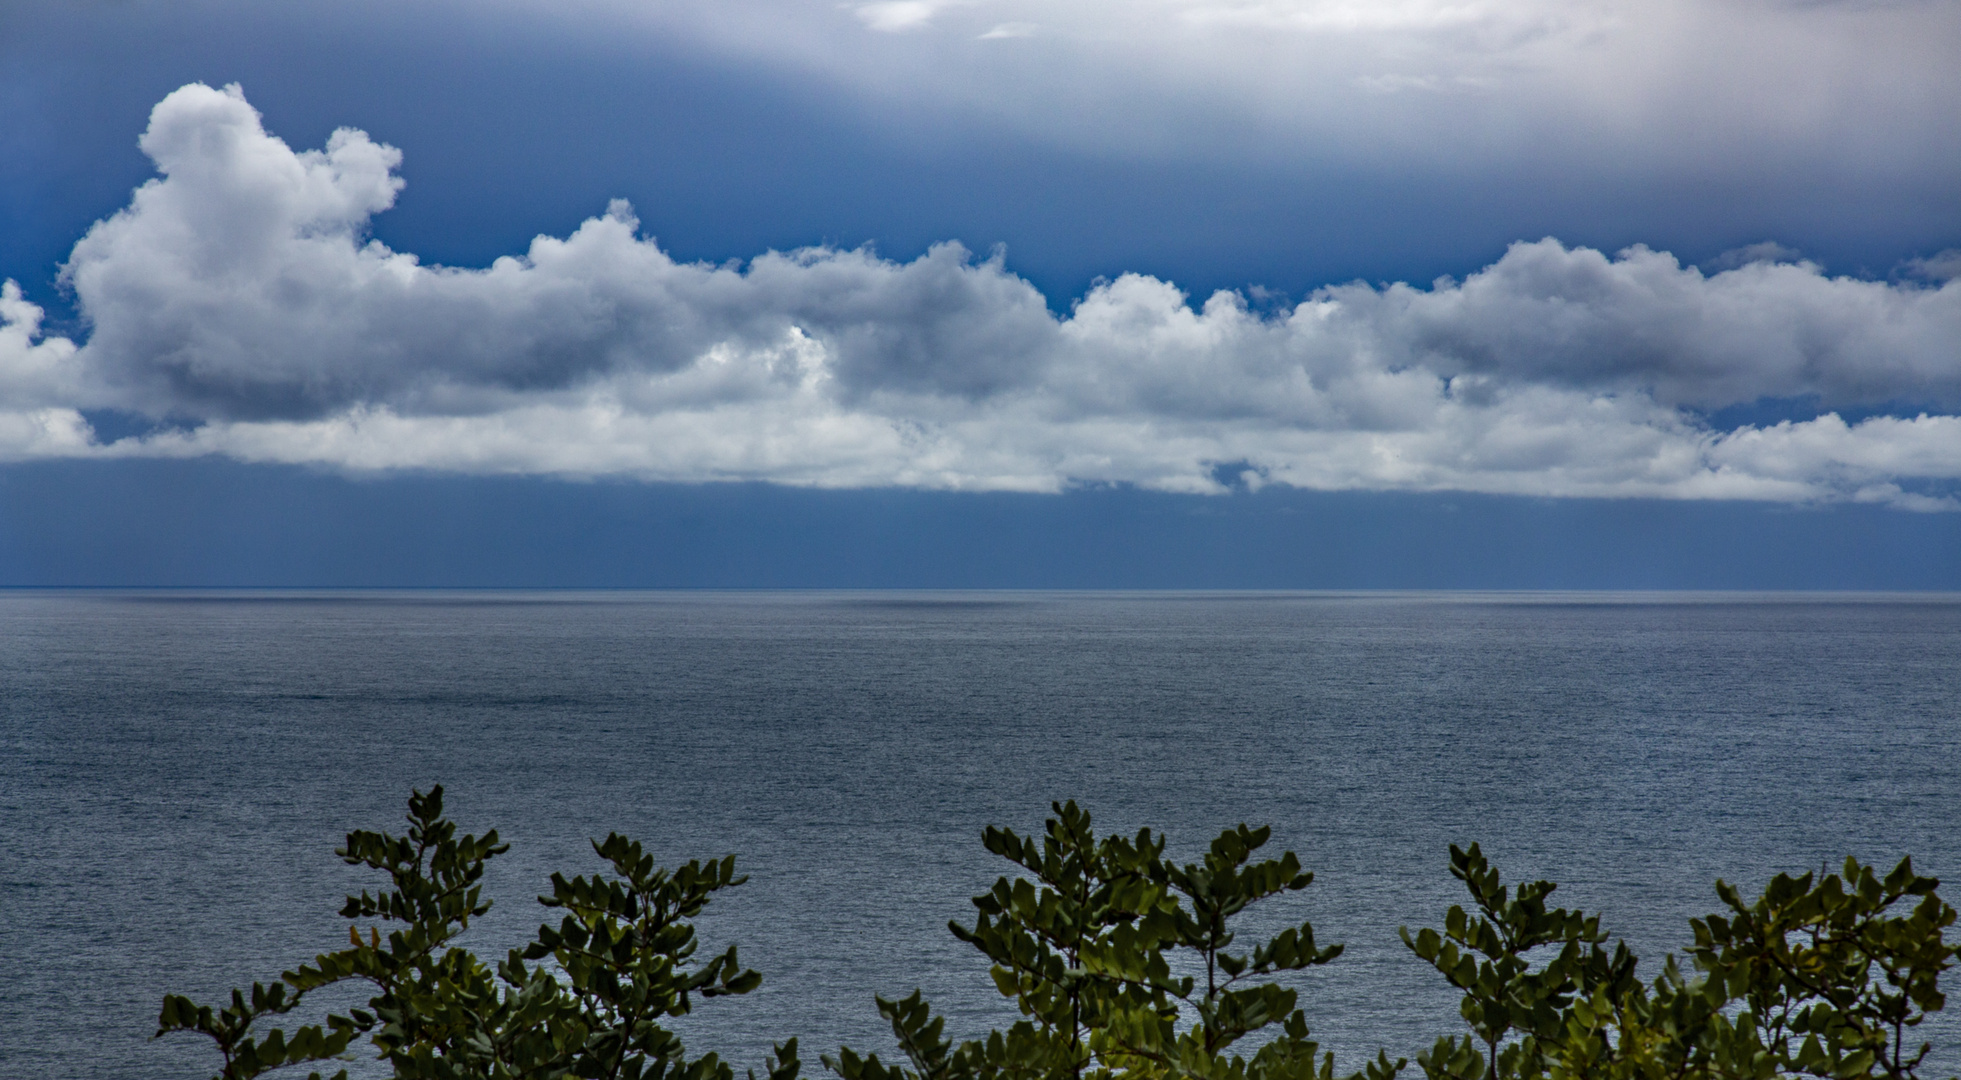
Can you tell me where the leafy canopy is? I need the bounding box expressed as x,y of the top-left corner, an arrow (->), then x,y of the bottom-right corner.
1401,844 -> 1958,1080
156,786 -> 798,1080
159,792 -> 1955,1080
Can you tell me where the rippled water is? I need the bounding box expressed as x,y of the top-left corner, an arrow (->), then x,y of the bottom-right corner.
3,591 -> 1959,1079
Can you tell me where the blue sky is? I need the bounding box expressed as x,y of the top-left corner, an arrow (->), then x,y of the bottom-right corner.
3,0 -> 1959,586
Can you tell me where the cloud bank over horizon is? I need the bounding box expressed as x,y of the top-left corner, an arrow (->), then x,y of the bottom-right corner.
4,84 -> 1960,508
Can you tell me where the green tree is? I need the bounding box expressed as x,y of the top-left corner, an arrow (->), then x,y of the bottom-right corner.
158,790 -> 1954,1080
155,786 -> 800,1080
822,801 -> 1406,1080
1400,846 -> 1958,1080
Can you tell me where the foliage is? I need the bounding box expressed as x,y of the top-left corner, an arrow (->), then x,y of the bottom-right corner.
159,791 -> 1955,1080
822,801 -> 1407,1080
1400,844 -> 1958,1080
155,786 -> 800,1080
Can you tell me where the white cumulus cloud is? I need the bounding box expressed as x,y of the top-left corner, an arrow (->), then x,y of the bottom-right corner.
8,83 -> 1961,509
0,281 -> 95,461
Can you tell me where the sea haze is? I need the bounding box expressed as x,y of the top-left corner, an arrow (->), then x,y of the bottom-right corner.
2,590 -> 1958,1079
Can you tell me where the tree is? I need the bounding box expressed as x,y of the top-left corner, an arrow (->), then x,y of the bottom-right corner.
158,791 -> 1954,1080
823,801 -> 1407,1080
155,786 -> 800,1080
1399,845 -> 1958,1080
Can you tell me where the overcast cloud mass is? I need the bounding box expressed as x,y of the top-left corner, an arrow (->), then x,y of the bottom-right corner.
3,83 -> 1959,507
597,0 -> 1961,179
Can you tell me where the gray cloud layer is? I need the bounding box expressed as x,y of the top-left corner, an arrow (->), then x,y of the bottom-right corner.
5,84 -> 1960,507
599,0 -> 1961,187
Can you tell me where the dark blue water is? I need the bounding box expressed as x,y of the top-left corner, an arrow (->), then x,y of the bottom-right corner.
3,591 -> 1959,1080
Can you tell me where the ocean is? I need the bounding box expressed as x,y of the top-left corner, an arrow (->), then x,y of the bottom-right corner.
3,590 -> 1958,1079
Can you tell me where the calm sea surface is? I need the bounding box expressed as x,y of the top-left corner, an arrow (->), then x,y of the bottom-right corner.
3,591 -> 1959,1080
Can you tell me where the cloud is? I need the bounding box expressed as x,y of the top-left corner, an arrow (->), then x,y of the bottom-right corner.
1176,0 -> 1543,35
64,85 -> 1057,420
0,281 -> 82,407
1903,250 -> 1961,283
851,0 -> 962,32
1333,241 -> 1961,410
1703,242 -> 1805,273
13,83 -> 1961,508
1351,73 -> 1486,94
606,0 -> 1961,181
0,282 -> 95,461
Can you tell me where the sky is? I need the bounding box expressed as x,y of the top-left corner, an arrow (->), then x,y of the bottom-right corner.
2,0 -> 1959,586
